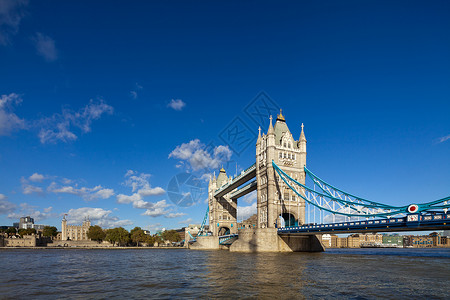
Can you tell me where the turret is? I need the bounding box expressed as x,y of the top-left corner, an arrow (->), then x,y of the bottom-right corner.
299,123 -> 306,153
61,215 -> 67,241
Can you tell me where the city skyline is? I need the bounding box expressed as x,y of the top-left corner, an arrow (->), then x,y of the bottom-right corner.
1,1 -> 449,231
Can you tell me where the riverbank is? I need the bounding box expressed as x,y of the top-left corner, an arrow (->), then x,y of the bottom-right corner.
0,246 -> 186,250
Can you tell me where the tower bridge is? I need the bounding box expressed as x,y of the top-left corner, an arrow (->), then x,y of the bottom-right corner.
189,110 -> 450,252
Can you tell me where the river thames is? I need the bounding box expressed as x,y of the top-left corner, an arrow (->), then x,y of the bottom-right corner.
1,248 -> 449,299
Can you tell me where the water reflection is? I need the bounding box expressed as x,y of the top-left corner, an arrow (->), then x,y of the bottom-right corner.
0,248 -> 448,299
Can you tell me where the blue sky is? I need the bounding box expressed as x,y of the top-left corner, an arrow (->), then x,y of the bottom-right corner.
0,1 -> 449,232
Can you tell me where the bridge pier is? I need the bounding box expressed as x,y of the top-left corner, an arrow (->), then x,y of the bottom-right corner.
229,228 -> 325,252
188,236 -> 220,250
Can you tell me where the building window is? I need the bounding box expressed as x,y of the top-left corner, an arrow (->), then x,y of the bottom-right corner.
279,152 -> 282,159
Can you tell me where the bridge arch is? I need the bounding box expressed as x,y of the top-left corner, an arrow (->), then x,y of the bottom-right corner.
218,226 -> 230,235
278,212 -> 297,228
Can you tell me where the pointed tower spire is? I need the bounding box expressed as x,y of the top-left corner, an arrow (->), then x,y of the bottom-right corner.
257,126 -> 261,141
268,115 -> 274,135
300,123 -> 306,141
276,108 -> 285,122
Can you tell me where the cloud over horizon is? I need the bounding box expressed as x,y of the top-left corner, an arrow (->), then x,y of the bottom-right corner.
167,99 -> 186,111
33,32 -> 58,61
169,139 -> 232,171
65,207 -> 132,228
0,0 -> 28,45
37,99 -> 113,143
0,93 -> 26,135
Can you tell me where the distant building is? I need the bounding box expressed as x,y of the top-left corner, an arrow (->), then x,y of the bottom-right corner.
429,232 -> 441,247
382,234 -> 403,247
411,235 -> 433,248
13,216 -> 46,231
238,214 -> 257,229
440,236 -> 450,247
321,234 -> 332,247
61,215 -> 91,241
328,233 -> 382,248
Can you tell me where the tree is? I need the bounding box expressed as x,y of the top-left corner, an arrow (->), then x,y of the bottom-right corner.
105,229 -> 117,246
6,227 -> 17,236
42,226 -> 58,237
105,227 -> 130,246
18,228 -> 36,237
130,227 -> 146,247
87,225 -> 106,243
161,230 -> 181,243
145,235 -> 155,246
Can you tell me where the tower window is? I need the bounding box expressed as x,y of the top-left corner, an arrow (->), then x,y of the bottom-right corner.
279,153 -> 282,159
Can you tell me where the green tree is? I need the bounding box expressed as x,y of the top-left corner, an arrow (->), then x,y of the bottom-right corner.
42,226 -> 58,237
87,225 -> 106,243
105,228 -> 117,246
161,230 -> 181,243
6,227 -> 17,236
153,234 -> 163,246
145,235 -> 155,246
105,227 -> 130,246
130,227 -> 146,247
18,228 -> 36,237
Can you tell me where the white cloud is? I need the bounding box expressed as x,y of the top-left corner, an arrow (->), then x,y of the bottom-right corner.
0,93 -> 26,135
169,139 -> 232,171
20,176 -> 44,195
65,207 -> 132,228
129,83 -> 143,99
8,203 -> 54,222
438,134 -> 450,144
33,32 -> 58,62
142,200 -> 171,217
178,218 -> 193,224
29,173 -> 45,182
167,99 -> 186,111
237,202 -> 257,221
37,99 -> 113,144
144,223 -> 162,232
48,182 -> 115,201
23,184 -> 43,195
0,194 -> 16,215
0,0 -> 28,45
242,190 -> 257,204
165,212 -> 186,218
123,170 -> 165,197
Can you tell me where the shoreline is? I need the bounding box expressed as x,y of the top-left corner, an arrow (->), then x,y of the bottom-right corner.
0,246 -> 187,250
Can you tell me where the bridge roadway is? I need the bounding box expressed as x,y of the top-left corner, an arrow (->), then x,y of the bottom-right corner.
214,163 -> 256,198
277,213 -> 450,235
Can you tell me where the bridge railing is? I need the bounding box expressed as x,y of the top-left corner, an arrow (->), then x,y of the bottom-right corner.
214,163 -> 256,195
277,213 -> 450,234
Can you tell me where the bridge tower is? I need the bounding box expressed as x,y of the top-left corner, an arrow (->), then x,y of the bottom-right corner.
208,168 -> 237,236
256,110 -> 306,229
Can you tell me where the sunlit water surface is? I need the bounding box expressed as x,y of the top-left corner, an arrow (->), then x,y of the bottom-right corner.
1,248 -> 449,299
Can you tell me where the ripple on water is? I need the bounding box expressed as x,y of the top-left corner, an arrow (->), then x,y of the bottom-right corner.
0,248 -> 449,299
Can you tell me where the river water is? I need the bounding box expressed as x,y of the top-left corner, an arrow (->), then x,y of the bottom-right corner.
1,248 -> 449,299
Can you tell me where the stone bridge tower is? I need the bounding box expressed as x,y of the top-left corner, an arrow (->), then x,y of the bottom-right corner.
256,110 -> 306,229
208,168 -> 237,236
